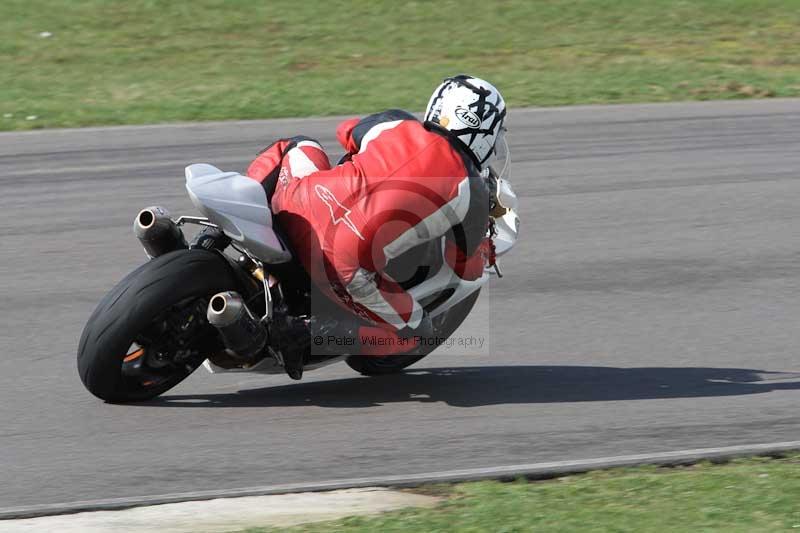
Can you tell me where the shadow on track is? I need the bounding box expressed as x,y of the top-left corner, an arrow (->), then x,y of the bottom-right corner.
144,365 -> 800,408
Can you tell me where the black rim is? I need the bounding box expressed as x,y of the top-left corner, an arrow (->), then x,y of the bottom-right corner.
120,297 -> 217,391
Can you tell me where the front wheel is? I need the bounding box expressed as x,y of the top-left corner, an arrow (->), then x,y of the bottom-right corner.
345,290 -> 481,376
77,249 -> 242,402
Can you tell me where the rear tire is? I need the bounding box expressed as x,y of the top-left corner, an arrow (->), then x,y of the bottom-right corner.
77,249 -> 241,402
345,290 -> 481,376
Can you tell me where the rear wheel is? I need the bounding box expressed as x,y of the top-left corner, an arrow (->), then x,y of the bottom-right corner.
77,249 -> 243,402
345,290 -> 481,376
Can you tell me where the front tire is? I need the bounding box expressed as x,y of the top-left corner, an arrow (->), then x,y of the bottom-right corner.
77,249 -> 242,402
345,290 -> 481,376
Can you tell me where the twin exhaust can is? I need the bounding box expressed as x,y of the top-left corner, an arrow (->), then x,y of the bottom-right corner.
133,206 -> 187,258
206,291 -> 268,361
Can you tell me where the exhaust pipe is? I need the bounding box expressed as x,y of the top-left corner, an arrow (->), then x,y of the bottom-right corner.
133,206 -> 187,258
207,291 -> 268,361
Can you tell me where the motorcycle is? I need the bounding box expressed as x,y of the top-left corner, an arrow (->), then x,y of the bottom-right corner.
77,156 -> 519,403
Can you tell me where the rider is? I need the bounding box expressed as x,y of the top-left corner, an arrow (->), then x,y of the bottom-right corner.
244,75 -> 507,379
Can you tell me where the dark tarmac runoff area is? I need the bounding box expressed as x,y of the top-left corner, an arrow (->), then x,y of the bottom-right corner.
0,99 -> 799,509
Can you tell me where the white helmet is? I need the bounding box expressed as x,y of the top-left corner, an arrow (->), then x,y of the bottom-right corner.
424,75 -> 507,167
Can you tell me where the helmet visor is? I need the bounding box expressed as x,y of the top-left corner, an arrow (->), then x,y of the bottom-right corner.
488,127 -> 510,182
483,128 -> 516,214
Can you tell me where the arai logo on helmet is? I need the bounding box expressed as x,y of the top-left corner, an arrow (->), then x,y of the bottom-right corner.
454,107 -> 481,128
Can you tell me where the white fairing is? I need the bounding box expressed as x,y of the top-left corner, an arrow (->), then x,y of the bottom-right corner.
203,354 -> 284,375
203,355 -> 348,375
493,209 -> 520,257
185,164 -> 291,263
493,178 -> 520,257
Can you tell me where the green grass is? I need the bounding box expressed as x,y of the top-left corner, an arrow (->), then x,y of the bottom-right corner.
242,454 -> 800,533
2,0 -> 800,130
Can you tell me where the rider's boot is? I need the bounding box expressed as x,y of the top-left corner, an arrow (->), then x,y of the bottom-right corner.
282,350 -> 304,381
269,312 -> 359,380
270,309 -> 433,380
268,311 -> 310,380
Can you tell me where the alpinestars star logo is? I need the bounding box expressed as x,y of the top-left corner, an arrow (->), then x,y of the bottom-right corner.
314,184 -> 365,240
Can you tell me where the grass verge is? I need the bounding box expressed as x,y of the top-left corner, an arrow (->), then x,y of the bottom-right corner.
2,0 -> 800,131
243,453 -> 800,532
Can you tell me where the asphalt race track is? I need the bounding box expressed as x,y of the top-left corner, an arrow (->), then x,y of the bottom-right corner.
1,100 -> 799,510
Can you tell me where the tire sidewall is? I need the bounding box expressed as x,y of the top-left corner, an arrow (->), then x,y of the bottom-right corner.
77,249 -> 243,402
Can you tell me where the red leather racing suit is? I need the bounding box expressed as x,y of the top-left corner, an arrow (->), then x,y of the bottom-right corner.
246,110 -> 491,353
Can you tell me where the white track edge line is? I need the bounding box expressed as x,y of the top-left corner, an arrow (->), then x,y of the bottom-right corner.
2,440 -> 798,521
4,99 -> 800,137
